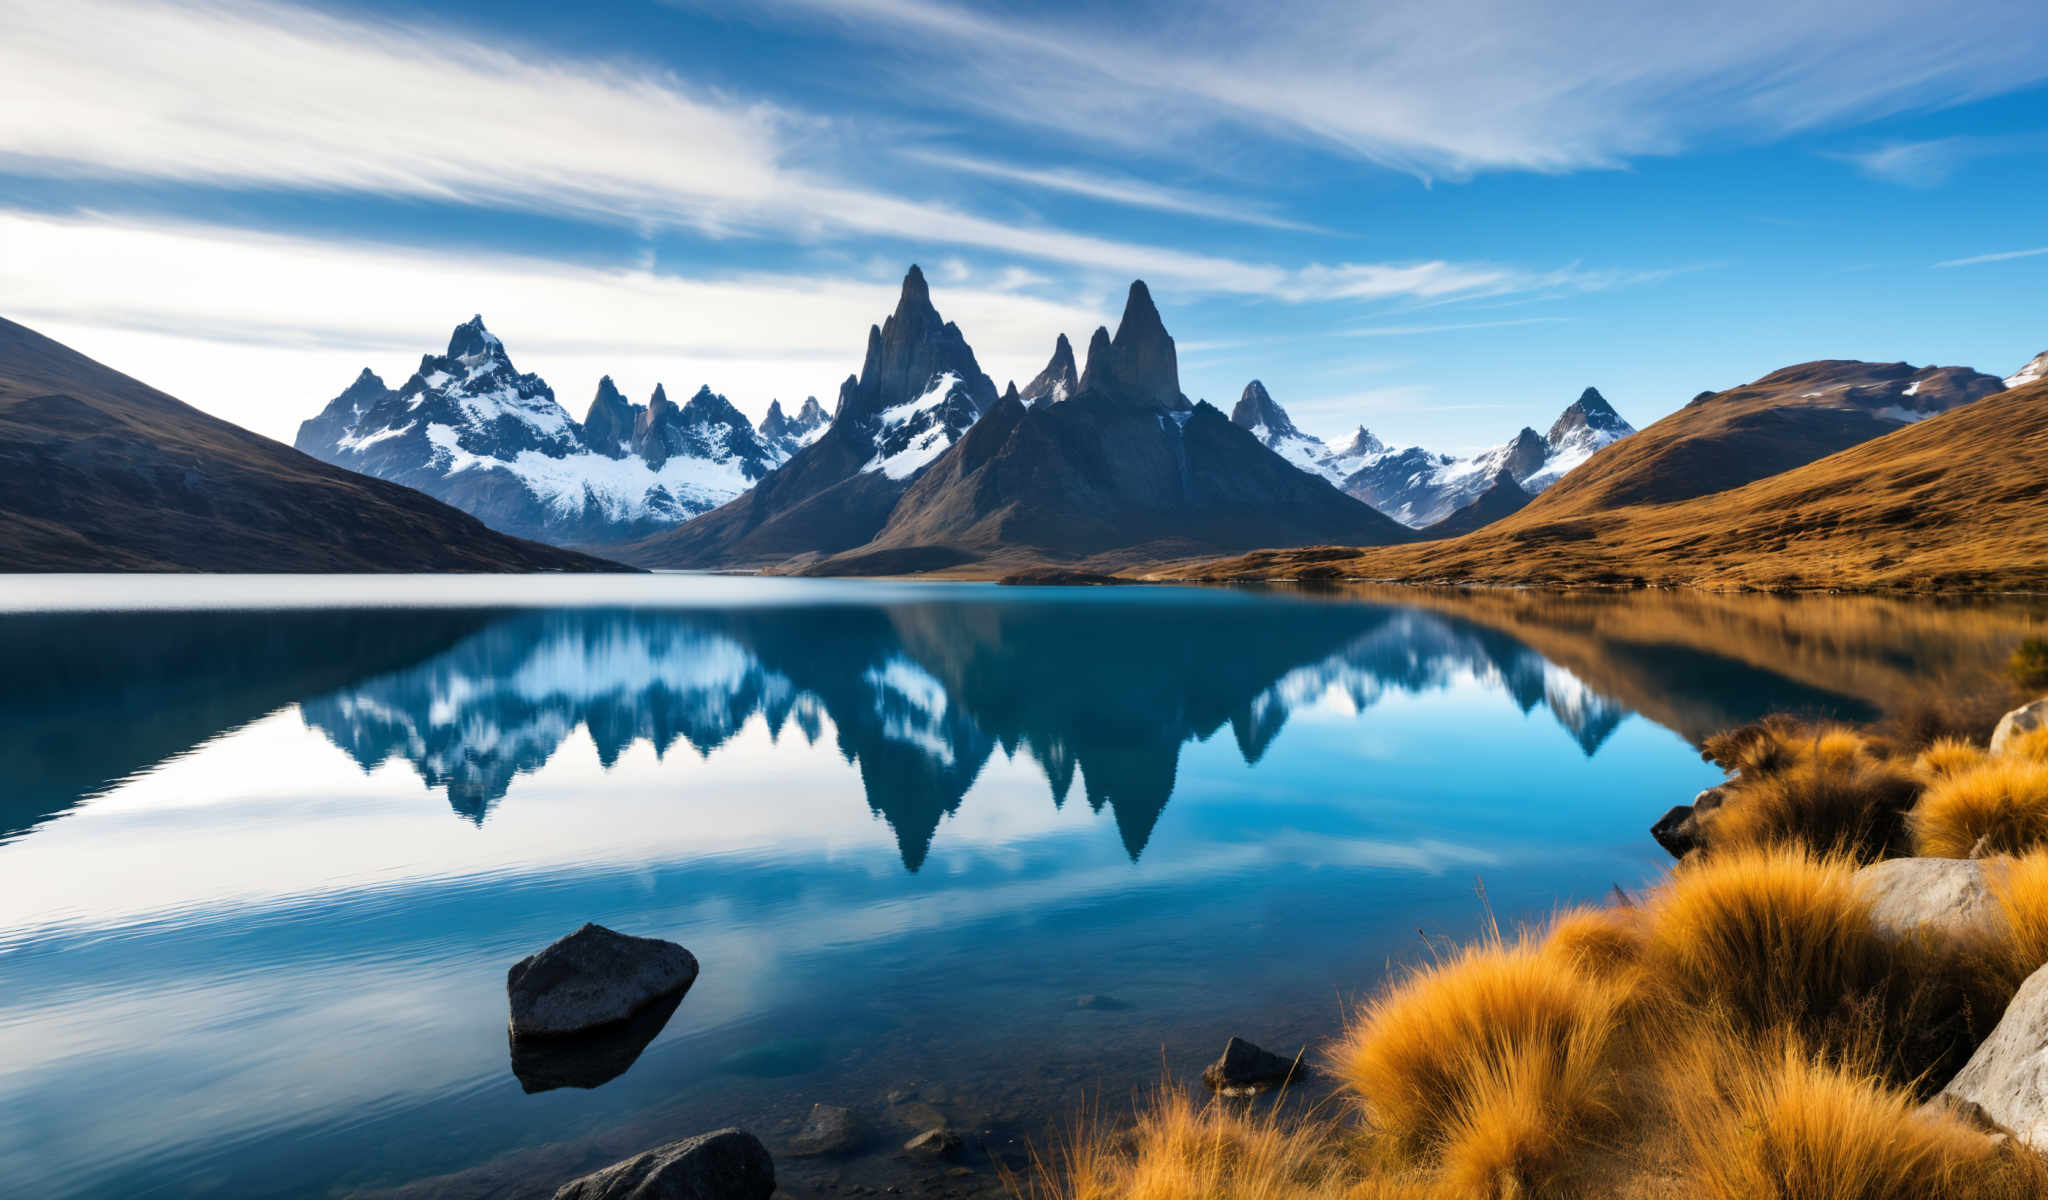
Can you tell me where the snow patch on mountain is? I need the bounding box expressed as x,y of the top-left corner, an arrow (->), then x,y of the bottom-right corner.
2008,351 -> 2048,390
866,371 -> 970,479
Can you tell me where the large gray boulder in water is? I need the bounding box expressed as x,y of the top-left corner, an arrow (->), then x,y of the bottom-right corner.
508,923 -> 698,1039
1854,858 -> 1999,943
1992,699 -> 2048,755
552,1128 -> 774,1200
1941,960 -> 2048,1147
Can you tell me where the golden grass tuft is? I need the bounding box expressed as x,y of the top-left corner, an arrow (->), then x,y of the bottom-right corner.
1645,848 -> 1886,1033
1915,736 -> 1987,781
1538,904 -> 1648,982
1669,1037 -> 2048,1200
1986,850 -> 2048,990
1332,937 -> 1625,1191
1698,754 -> 1923,861
1032,1086 -> 1419,1200
1911,758 -> 2048,858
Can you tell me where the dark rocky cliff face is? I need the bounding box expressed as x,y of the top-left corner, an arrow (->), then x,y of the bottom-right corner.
1075,281 -> 1187,413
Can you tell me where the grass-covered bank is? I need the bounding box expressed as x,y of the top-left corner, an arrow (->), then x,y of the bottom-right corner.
1026,647 -> 2048,1199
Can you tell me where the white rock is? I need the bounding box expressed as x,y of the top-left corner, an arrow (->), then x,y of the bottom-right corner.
1854,858 -> 1997,941
1943,961 -> 2048,1148
1992,699 -> 2048,755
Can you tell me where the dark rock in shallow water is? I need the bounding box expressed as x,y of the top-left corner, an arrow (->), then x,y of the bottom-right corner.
510,989 -> 683,1093
552,1127 -> 774,1200
508,923 -> 697,1039
716,1037 -> 827,1078
1650,785 -> 1727,859
1201,1036 -> 1306,1095
903,1128 -> 963,1158
787,1103 -> 866,1157
1649,804 -> 1698,858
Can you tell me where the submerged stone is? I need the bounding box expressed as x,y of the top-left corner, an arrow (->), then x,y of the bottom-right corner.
787,1103 -> 866,1157
552,1127 -> 774,1200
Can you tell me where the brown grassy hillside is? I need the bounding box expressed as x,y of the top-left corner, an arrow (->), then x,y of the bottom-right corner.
1173,375 -> 2048,593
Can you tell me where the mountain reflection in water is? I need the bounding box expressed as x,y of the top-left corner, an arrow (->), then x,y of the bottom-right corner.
293,602 -> 1647,867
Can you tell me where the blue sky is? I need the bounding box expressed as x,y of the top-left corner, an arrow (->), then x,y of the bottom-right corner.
0,0 -> 2043,452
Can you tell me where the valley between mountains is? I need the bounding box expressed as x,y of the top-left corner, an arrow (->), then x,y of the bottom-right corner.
1,266 -> 2042,588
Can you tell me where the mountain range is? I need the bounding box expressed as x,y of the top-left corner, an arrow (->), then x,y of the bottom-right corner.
1186,358 -> 2041,591
616,268 -> 1411,573
1231,380 -> 1638,528
0,316 -> 615,572
295,318 -> 826,545
279,265 -> 1637,570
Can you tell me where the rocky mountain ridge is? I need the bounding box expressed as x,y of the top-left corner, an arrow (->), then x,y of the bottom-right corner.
1231,382 -> 1639,529
295,317 -> 792,545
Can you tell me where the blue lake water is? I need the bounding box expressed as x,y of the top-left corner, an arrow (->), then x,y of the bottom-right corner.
0,576 -> 2036,1198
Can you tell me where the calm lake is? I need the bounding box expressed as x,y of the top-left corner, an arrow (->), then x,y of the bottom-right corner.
1,576 -> 2042,1198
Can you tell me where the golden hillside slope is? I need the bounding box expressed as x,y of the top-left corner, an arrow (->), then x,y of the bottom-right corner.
1173,375 -> 2048,592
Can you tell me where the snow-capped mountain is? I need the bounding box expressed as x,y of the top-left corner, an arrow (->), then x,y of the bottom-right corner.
757,396 -> 828,455
1230,380 -> 1350,482
1222,381 -> 1636,528
1526,387 -> 1637,490
619,265 -> 1003,567
2008,351 -> 2048,390
295,317 -> 787,545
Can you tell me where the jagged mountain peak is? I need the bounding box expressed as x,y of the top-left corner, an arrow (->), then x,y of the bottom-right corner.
1077,281 -> 1183,411
1332,425 -> 1384,460
2009,350 -> 2048,390
583,376 -> 638,458
1231,380 -> 1298,439
1548,386 -> 1633,447
1020,331 -> 1080,407
445,314 -> 502,361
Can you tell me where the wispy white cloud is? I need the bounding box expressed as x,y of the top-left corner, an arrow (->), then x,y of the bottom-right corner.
1827,134 -> 2047,186
745,0 -> 2048,179
0,210 -> 1109,441
1934,245 -> 2048,268
0,0 -> 1683,309
902,149 -> 1327,232
1344,317 -> 1570,338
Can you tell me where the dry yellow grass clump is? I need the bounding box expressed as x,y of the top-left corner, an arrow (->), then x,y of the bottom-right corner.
1332,934 -> 1628,1193
1912,757 -> 2048,858
1668,1037 -> 2048,1200
1644,849 -> 1886,1033
1916,736 -> 1989,780
1688,721 -> 1922,860
1037,1086 -> 1411,1200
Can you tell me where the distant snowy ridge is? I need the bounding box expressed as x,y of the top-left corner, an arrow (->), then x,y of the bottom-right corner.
2008,350 -> 2048,390
1230,381 -> 1636,528
295,316 -> 789,545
